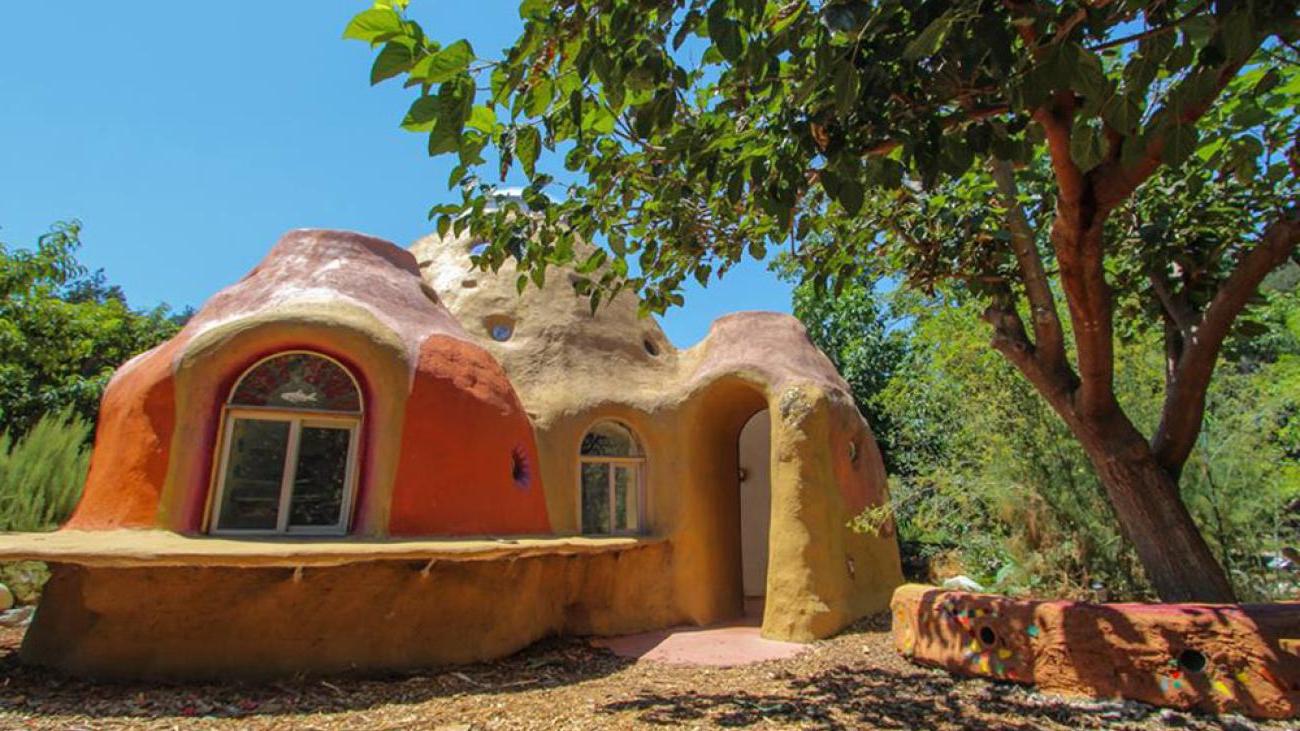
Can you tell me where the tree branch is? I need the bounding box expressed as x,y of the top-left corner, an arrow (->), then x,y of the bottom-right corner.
1036,96 -> 1087,208
1093,52 -> 1257,211
1146,262 -> 1196,336
1152,211 -> 1300,475
989,158 -> 1070,376
982,298 -> 1076,416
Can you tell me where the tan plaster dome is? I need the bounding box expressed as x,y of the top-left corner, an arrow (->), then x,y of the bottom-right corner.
410,231 -> 677,420
412,229 -> 903,642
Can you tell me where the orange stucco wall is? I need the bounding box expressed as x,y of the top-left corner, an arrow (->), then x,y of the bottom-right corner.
65,337 -> 186,530
388,335 -> 550,535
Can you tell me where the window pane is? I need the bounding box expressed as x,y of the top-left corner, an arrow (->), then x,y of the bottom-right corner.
217,419 -> 289,531
288,426 -> 352,528
230,353 -> 360,412
580,422 -> 640,457
613,465 -> 636,531
581,462 -> 610,534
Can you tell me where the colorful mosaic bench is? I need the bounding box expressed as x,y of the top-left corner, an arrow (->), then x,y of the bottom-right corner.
891,583 -> 1300,719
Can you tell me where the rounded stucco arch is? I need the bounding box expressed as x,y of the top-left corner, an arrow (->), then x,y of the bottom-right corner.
159,301 -> 412,536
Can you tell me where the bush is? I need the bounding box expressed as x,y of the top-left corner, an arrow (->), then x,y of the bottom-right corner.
0,409 -> 90,532
857,292 -> 1299,602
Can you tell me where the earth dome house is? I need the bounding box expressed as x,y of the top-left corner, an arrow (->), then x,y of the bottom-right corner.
0,227 -> 904,680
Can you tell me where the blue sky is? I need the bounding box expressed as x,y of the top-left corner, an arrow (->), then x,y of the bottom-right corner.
0,1 -> 791,347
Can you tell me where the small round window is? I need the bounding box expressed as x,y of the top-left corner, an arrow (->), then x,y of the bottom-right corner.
491,323 -> 513,341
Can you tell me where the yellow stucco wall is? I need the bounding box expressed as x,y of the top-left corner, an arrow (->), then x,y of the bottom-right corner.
412,231 -> 905,644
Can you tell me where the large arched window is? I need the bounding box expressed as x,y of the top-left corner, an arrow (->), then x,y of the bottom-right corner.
209,352 -> 362,535
578,421 -> 644,535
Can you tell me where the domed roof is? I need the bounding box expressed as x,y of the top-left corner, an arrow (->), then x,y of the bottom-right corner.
410,231 -> 677,415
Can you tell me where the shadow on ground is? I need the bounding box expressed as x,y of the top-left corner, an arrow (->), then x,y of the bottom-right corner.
0,617 -> 1279,729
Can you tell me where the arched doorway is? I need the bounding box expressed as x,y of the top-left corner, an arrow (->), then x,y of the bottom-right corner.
738,409 -> 771,605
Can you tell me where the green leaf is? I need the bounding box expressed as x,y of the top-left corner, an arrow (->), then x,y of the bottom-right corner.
519,0 -> 549,20
1071,46 -> 1111,110
402,95 -> 442,132
1219,9 -> 1255,60
467,105 -> 497,134
516,125 -> 541,177
903,12 -> 952,60
1069,121 -> 1105,170
524,77 -> 554,118
1160,123 -> 1199,166
414,39 -> 474,84
1102,93 -> 1142,136
371,42 -> 414,85
1038,42 -> 1076,91
836,177 -> 864,215
342,8 -> 402,43
833,62 -> 858,118
708,3 -> 744,63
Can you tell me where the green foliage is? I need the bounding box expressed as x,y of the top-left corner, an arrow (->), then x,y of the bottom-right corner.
345,0 -> 1296,311
872,290 -> 1299,601
784,265 -> 909,474
0,221 -> 182,435
349,0 -> 1299,598
0,409 -> 90,532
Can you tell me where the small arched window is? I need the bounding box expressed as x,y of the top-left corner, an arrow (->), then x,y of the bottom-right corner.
209,352 -> 362,535
578,421 -> 644,535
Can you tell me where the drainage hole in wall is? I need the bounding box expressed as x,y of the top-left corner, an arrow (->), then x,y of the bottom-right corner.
1178,648 -> 1207,674
979,626 -> 998,646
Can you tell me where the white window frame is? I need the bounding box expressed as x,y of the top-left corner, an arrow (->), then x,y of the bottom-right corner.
576,422 -> 646,536
207,351 -> 363,537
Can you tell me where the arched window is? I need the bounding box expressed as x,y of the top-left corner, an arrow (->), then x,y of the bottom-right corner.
209,352 -> 362,535
578,421 -> 644,535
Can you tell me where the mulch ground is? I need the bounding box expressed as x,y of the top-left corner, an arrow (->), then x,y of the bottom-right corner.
0,615 -> 1290,730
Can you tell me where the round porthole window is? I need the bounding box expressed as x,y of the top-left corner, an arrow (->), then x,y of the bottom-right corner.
485,315 -> 515,342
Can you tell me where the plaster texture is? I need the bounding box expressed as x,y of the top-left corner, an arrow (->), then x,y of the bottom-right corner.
412,231 -> 903,642
15,227 -> 903,679
65,229 -> 548,537
26,543 -> 675,680
892,583 -> 1300,719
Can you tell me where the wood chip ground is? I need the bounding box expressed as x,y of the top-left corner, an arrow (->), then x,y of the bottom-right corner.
0,615 -> 1289,730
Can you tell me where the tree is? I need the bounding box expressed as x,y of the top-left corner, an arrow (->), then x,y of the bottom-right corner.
347,0 -> 1299,601
0,221 -> 181,434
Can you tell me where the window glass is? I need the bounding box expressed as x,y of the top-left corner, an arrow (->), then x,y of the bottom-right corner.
581,462 -> 611,534
230,353 -> 360,412
613,464 -> 635,531
216,419 -> 290,531
580,422 -> 640,457
288,425 -> 351,528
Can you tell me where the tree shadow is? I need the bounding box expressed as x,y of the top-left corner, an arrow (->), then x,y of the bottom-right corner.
598,662 -> 1176,730
0,629 -> 635,722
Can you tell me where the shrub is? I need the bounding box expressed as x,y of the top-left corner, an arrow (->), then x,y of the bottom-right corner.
0,409 -> 90,532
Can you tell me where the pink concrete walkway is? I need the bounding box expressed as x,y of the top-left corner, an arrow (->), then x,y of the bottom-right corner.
590,600 -> 809,667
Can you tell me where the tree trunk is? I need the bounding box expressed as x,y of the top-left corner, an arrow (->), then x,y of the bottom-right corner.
1075,421 -> 1237,603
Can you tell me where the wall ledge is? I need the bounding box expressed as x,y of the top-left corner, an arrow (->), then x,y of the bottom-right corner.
0,529 -> 664,568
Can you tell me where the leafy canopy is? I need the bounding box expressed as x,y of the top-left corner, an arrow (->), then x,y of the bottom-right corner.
0,222 -> 182,434
346,0 -> 1297,312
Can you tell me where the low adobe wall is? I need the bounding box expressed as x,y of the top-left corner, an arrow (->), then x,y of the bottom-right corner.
22,541 -> 677,680
891,583 -> 1300,719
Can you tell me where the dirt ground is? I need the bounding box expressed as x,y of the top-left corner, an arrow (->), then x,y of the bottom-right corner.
0,615 -> 1291,731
